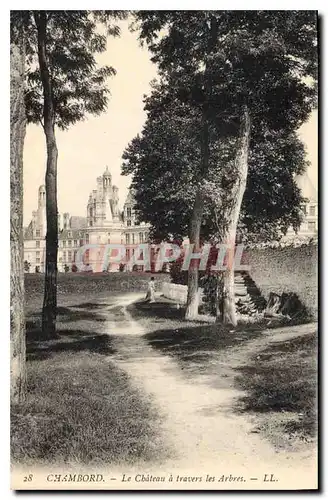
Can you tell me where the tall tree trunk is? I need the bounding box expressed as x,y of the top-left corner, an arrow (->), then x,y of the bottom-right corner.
219,105 -> 251,327
10,41 -> 26,403
185,116 -> 209,319
34,12 -> 59,339
185,190 -> 203,319
185,14 -> 217,321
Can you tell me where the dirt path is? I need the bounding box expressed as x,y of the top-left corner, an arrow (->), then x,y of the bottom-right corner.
104,293 -> 317,489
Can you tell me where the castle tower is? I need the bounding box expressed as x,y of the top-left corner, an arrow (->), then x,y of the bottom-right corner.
103,167 -> 113,223
63,212 -> 70,230
103,166 -> 112,191
96,176 -> 106,226
37,185 -> 46,237
32,210 -> 37,237
123,188 -> 135,227
87,193 -> 94,227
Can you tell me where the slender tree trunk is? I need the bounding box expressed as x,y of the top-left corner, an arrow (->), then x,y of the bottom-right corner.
185,12 -> 218,319
34,12 -> 59,339
185,190 -> 203,319
218,105 -> 251,327
10,41 -> 27,403
185,14 -> 217,320
185,115 -> 209,319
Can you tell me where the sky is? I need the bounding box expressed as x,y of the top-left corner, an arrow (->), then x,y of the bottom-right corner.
23,19 -> 318,225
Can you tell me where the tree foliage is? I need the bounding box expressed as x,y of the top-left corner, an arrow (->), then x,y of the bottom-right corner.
127,11 -> 317,323
10,10 -> 127,337
125,11 -> 317,243
11,10 -> 127,129
122,78 -> 309,243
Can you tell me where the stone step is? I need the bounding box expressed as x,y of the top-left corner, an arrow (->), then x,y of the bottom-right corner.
250,297 -> 267,305
234,274 -> 266,315
237,297 -> 253,304
245,286 -> 262,293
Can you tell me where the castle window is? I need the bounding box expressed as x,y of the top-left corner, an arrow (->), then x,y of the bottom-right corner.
74,240 -> 77,247
125,234 -> 130,245
80,239 -> 84,246
36,241 -> 40,248
68,251 -> 72,261
36,258 -> 40,264
132,233 -> 135,244
63,251 -> 66,260
36,251 -> 40,258
127,220 -> 131,227
68,231 -> 72,237
68,240 -> 72,247
139,232 -> 144,243
89,220 -> 93,227
36,230 -> 40,238
86,234 -> 89,244
127,207 -> 132,218
309,205 -> 316,216
308,221 -> 316,232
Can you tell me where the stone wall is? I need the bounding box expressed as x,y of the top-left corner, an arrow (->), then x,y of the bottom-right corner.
162,282 -> 205,304
162,283 -> 188,304
245,243 -> 318,318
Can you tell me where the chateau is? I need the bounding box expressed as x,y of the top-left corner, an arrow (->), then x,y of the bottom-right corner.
24,168 -> 318,273
24,167 -> 150,273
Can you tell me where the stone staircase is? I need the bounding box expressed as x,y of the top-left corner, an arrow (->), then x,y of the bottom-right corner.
234,272 -> 267,316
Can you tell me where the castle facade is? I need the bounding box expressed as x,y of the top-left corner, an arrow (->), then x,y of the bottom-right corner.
23,167 -> 149,273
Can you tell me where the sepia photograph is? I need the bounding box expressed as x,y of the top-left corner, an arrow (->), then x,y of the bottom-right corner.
10,9 -> 318,491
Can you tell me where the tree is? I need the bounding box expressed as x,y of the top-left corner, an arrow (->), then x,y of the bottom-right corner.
10,37 -> 27,403
122,82 -> 215,242
11,11 -> 126,338
132,11 -> 317,324
122,85 -> 309,307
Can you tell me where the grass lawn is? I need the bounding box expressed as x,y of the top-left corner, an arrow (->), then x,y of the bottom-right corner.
11,352 -> 164,466
12,282 -> 167,467
234,332 -> 317,448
